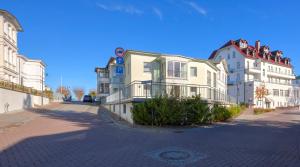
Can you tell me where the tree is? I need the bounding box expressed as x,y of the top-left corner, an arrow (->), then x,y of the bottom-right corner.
73,88 -> 85,101
89,90 -> 97,98
255,85 -> 268,106
56,86 -> 70,98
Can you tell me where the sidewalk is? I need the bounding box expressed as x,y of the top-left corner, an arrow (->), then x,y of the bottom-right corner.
0,110 -> 39,133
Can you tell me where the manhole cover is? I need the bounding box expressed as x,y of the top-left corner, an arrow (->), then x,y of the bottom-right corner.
159,151 -> 191,160
146,147 -> 207,167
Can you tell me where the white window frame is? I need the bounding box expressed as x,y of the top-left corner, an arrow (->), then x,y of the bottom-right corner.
190,67 -> 197,77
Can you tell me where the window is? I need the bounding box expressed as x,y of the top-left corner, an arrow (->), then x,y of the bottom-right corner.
232,51 -> 236,58
227,54 -> 230,59
190,87 -> 197,96
263,69 -> 265,76
4,22 -> 8,34
213,73 -> 216,87
168,61 -> 173,77
207,71 -> 211,86
174,62 -> 180,77
143,84 -> 151,97
167,61 -> 187,79
144,62 -> 152,72
285,90 -> 290,97
4,46 -> 8,61
280,90 -> 284,96
237,62 -> 240,69
237,73 -> 240,81
190,67 -> 197,77
123,104 -> 126,114
273,89 -> 279,96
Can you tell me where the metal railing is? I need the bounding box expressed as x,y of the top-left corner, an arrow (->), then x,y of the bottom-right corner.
106,81 -> 236,104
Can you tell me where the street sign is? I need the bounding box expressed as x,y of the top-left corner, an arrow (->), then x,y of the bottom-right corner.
115,47 -> 125,57
116,57 -> 124,65
115,66 -> 124,75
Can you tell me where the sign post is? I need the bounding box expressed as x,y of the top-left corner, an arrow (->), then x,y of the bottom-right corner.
115,47 -> 125,120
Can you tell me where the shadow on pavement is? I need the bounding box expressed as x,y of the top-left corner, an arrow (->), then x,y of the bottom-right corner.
1,104 -> 300,167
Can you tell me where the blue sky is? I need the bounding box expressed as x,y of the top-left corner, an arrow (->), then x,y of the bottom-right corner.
2,0 -> 300,93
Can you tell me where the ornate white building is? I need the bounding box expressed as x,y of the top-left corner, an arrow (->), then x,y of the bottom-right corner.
0,9 -> 45,91
209,39 -> 299,108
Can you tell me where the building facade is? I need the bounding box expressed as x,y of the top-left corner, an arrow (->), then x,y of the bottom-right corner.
97,50 -> 231,122
0,9 -> 45,91
209,39 -> 299,108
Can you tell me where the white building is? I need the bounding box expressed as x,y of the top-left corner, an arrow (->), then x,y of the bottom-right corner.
209,39 -> 299,108
18,55 -> 45,91
0,9 -> 45,91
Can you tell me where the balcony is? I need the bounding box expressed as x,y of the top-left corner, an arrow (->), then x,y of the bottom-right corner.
105,81 -> 236,104
246,67 -> 261,74
267,70 -> 295,79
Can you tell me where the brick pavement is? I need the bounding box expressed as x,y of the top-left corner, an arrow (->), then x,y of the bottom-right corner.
0,103 -> 300,167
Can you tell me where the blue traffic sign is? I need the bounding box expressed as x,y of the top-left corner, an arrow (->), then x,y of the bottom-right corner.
115,66 -> 124,75
116,57 -> 124,64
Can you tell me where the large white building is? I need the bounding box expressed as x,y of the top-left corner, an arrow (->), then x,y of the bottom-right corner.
0,9 -> 45,91
209,39 -> 300,108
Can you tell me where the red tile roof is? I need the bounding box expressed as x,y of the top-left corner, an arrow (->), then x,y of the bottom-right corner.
209,39 -> 292,68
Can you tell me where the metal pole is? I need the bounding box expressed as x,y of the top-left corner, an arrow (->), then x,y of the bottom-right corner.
119,82 -> 121,120
41,66 -> 43,105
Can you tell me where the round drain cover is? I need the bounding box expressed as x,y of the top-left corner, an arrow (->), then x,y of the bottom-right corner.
159,151 -> 191,160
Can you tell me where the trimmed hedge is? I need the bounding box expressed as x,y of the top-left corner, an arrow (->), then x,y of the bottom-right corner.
132,96 -> 241,126
254,108 -> 274,115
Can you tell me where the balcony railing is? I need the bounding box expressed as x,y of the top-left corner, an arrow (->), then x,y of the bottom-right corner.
105,81 -> 236,104
267,69 -> 294,76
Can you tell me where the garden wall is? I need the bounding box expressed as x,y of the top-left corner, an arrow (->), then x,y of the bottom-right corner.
0,88 -> 50,114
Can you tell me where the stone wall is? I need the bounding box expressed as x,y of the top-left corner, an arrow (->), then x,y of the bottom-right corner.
0,88 -> 50,114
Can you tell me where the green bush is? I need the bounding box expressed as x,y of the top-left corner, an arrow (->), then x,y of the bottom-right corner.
254,108 -> 274,115
132,96 -> 240,126
228,105 -> 242,118
212,105 -> 230,122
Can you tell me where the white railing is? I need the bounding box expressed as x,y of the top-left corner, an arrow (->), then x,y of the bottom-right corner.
105,81 -> 236,104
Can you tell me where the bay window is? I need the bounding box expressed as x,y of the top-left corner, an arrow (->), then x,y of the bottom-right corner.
167,61 -> 187,79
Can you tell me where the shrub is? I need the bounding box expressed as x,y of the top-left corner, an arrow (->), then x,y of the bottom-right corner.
228,105 -> 241,118
131,96 -> 239,126
212,105 -> 230,122
254,108 -> 274,115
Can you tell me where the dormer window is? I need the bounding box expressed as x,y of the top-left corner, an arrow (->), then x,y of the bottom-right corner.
252,50 -> 256,57
239,40 -> 248,49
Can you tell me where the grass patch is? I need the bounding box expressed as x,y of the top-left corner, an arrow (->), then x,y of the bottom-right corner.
254,108 -> 275,115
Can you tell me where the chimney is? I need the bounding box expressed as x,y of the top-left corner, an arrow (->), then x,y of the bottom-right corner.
255,40 -> 261,52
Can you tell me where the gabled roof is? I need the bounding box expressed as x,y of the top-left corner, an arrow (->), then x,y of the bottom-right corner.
0,9 -> 23,31
209,39 -> 292,68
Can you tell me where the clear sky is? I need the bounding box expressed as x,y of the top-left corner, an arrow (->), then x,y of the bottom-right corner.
2,0 -> 300,93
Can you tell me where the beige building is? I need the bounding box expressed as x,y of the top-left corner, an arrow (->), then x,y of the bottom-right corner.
0,9 -> 45,91
99,50 -> 231,123
0,9 -> 22,83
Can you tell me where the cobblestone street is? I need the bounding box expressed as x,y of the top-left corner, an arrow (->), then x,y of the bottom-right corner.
1,103 -> 300,167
